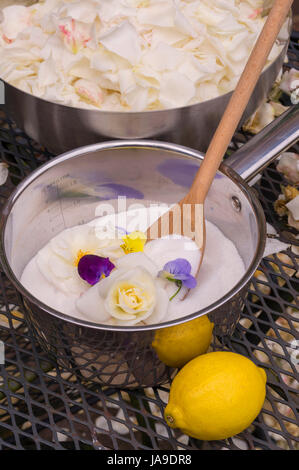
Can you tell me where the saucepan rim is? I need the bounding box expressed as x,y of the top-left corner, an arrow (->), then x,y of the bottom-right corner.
0,140 -> 266,331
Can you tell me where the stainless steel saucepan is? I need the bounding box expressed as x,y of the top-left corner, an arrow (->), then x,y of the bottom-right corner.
0,3 -> 291,154
0,105 -> 298,389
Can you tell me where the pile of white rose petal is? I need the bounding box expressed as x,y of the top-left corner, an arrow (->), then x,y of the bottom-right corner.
0,0 -> 288,111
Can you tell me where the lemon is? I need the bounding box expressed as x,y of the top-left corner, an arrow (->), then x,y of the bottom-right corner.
164,351 -> 266,441
152,315 -> 214,368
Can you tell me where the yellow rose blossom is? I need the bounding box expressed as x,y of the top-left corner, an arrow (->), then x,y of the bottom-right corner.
121,231 -> 147,254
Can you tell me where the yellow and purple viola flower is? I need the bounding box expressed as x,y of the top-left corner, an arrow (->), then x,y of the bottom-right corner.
159,258 -> 197,300
77,229 -> 148,286
78,255 -> 115,286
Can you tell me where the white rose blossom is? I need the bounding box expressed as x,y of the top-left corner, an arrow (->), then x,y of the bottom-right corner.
36,224 -> 124,294
76,253 -> 169,326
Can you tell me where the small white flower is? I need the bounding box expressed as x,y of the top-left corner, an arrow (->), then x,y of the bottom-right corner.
36,224 -> 123,294
76,253 -> 169,325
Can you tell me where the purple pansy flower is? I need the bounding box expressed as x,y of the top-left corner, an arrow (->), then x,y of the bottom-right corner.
159,258 -> 197,300
78,255 -> 115,286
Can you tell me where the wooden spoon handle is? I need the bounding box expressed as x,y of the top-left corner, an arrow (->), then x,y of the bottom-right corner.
187,0 -> 293,204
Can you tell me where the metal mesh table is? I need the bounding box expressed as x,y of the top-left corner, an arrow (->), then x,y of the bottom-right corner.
0,35 -> 298,451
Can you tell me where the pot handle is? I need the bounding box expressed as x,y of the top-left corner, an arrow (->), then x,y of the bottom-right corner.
225,104 -> 299,182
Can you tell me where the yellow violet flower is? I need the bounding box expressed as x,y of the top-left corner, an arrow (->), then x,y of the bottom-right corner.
121,231 -> 147,254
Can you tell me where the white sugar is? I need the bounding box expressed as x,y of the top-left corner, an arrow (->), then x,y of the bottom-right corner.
21,207 -> 245,324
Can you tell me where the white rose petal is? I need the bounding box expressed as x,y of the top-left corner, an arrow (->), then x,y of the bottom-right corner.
97,0 -> 136,23
40,35 -> 81,71
151,27 -> 187,47
143,43 -> 185,72
0,63 -> 34,84
40,34 -> 64,61
243,102 -> 275,134
178,58 -> 205,83
124,86 -> 149,111
197,82 -> 220,101
118,69 -> 136,94
286,195 -> 299,222
37,243 -> 86,294
0,47 -> 38,65
74,79 -> 104,107
48,254 -> 74,280
50,226 -> 95,260
38,57 -> 59,87
90,49 -> 118,73
137,2 -> 175,28
70,58 -> 102,81
174,5 -> 196,37
226,33 -> 251,62
28,26 -> 49,48
96,267 -> 126,297
99,21 -> 141,65
76,283 -> 111,323
58,2 -> 98,24
1,5 -> 31,40
277,152 -> 299,185
143,283 -> 169,325
0,163 -> 8,185
280,68 -> 299,96
264,223 -> 290,258
159,71 -> 195,108
57,17 -> 92,54
195,2 -> 227,27
134,64 -> 161,89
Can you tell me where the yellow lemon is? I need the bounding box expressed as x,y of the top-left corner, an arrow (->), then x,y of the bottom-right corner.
164,351 -> 266,441
152,315 -> 214,368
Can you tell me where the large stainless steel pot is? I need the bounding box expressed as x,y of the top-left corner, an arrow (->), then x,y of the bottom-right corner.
1,9 -> 291,154
0,105 -> 298,389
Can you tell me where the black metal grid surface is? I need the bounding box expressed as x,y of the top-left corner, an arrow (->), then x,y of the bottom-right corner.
0,34 -> 298,451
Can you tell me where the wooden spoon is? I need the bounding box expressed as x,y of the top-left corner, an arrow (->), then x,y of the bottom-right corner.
146,0 -> 293,291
